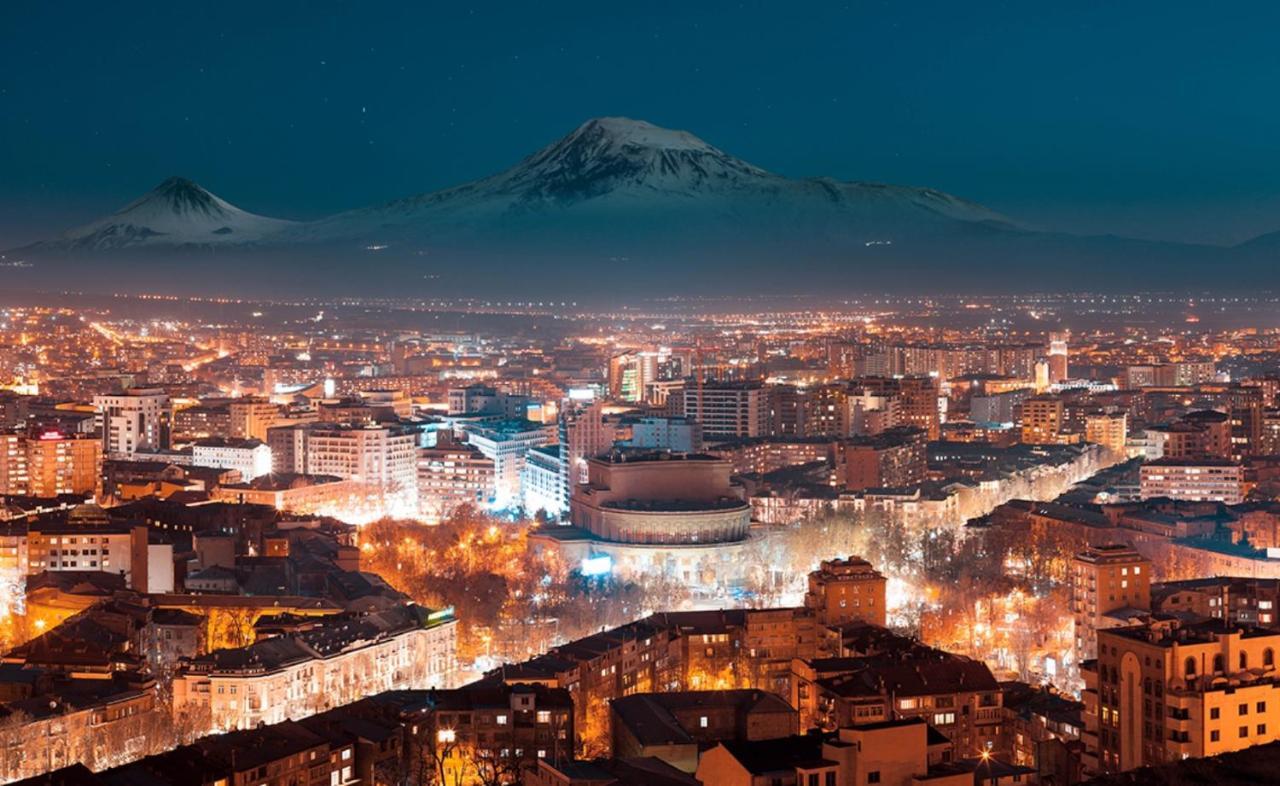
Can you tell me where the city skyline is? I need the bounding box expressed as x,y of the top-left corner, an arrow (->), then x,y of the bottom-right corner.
7,6 -> 1280,785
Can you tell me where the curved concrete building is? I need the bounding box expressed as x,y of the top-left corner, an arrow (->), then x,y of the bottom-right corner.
570,451 -> 751,545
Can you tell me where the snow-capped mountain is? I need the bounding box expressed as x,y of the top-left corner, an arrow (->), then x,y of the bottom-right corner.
284,117 -> 1017,247
27,177 -> 295,251
15,117 -> 1257,295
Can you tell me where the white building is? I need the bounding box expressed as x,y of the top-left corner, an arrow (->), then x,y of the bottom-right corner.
93,388 -> 171,455
273,423 -> 419,516
191,438 -> 273,481
174,605 -> 458,732
460,419 -> 554,511
522,444 -> 566,520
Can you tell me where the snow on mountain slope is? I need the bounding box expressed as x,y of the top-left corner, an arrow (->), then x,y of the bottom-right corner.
29,177 -> 296,251
18,118 -> 1018,260
282,117 -> 1017,246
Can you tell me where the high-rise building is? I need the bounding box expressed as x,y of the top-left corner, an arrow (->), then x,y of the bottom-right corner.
767,385 -> 806,436
269,422 -> 419,514
1181,410 -> 1232,459
608,351 -> 660,403
835,427 -> 927,491
1020,395 -> 1065,444
0,430 -> 102,498
826,339 -> 862,378
1264,407 -> 1280,455
1086,411 -> 1129,456
418,432 -> 496,521
855,377 -> 941,440
682,381 -> 769,440
27,512 -> 149,591
172,402 -> 232,441
521,444 -> 566,520
1228,385 -> 1264,459
559,399 -> 615,509
970,388 -> 1029,426
228,397 -> 281,442
1047,332 -> 1069,383
461,419 -> 555,511
844,392 -> 900,436
1125,362 -> 1217,389
803,556 -> 887,627
1071,544 -> 1150,663
93,388 -> 172,455
802,384 -> 849,436
0,392 -> 30,430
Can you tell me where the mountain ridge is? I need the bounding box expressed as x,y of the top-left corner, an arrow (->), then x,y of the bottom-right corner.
10,117 -> 1278,295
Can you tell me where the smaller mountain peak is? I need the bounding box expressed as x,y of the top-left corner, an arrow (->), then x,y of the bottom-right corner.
153,176 -> 207,195
144,176 -> 222,216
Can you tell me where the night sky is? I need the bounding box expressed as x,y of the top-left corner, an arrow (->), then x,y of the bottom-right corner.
4,1 -> 1280,248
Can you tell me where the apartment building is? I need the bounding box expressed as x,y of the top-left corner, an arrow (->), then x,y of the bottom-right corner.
681,382 -> 769,440
460,418 -> 554,511
93,388 -> 172,455
804,556 -> 887,628
1140,458 -> 1245,504
1083,620 -> 1280,775
174,605 -> 458,731
417,433 -> 497,521
269,422 -> 418,514
190,437 -> 272,481
1071,544 -> 1151,663
0,431 -> 102,497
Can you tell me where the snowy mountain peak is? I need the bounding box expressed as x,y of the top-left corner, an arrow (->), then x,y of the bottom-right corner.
490,117 -> 773,202
568,117 -> 723,153
146,176 -> 225,216
27,177 -> 296,252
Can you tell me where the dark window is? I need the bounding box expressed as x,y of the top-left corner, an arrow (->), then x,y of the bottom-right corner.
868,773 -> 881,784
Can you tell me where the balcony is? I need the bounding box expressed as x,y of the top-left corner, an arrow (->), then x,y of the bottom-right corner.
1166,715 -> 1192,734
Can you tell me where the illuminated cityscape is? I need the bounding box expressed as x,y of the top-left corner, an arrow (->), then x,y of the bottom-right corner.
6,3 -> 1280,785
